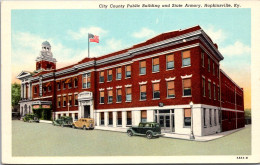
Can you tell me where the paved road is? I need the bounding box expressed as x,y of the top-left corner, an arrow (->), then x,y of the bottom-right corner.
12,120 -> 251,156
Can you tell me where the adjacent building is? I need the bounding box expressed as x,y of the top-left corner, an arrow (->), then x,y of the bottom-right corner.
17,25 -> 245,136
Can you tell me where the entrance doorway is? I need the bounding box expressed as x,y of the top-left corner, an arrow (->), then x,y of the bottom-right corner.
155,109 -> 175,133
84,105 -> 90,118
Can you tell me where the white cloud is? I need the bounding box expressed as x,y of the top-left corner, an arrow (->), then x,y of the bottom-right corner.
220,41 -> 251,56
203,25 -> 226,43
67,26 -> 107,40
132,28 -> 156,39
12,32 -> 129,81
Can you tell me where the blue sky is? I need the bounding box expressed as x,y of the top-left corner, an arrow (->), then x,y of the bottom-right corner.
11,9 -> 251,108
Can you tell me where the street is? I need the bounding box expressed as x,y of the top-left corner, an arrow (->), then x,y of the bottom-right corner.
12,120 -> 251,156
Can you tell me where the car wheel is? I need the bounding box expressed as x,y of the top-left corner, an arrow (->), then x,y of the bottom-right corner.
83,125 -> 86,130
127,130 -> 133,137
146,132 -> 153,139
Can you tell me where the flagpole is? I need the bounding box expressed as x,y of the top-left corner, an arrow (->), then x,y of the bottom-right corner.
88,33 -> 90,58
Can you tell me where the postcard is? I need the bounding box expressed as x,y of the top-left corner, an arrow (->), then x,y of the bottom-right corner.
1,0 -> 260,164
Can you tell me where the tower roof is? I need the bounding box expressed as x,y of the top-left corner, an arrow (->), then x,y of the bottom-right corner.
42,41 -> 51,47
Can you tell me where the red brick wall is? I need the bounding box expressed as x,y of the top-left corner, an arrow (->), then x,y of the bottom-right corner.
94,46 -> 203,110
36,60 -> 56,70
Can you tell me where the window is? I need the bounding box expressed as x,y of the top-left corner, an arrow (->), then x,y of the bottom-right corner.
125,65 -> 131,78
202,77 -> 206,97
75,113 -> 78,120
213,63 -> 215,75
34,86 -> 37,94
139,60 -> 146,75
183,78 -> 191,96
152,57 -> 159,72
201,52 -> 205,67
63,95 -> 66,107
126,87 -> 132,102
74,78 -> 78,88
141,110 -> 147,122
209,109 -> 212,126
107,69 -> 112,81
74,94 -> 78,106
153,83 -> 160,99
63,81 -> 66,89
166,54 -> 174,70
48,85 -> 51,92
208,82 -> 211,99
218,87 -> 220,101
116,67 -> 122,80
100,91 -> 104,104
100,112 -> 104,125
43,86 -> 47,93
116,88 -> 122,102
69,95 -> 72,106
167,81 -> 175,98
140,85 -> 147,100
83,73 -> 91,88
184,108 -> 191,127
108,90 -> 113,103
214,84 -> 216,100
68,79 -> 72,88
117,111 -> 122,126
182,50 -> 191,67
57,97 -> 61,107
208,58 -> 210,72
99,71 -> 104,83
127,111 -> 132,125
57,82 -> 60,90
203,108 -> 206,127
214,109 -> 217,125
109,112 -> 113,125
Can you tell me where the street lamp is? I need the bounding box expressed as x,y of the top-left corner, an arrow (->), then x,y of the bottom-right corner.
189,101 -> 195,140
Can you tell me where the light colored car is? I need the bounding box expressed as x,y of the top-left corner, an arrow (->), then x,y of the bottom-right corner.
72,118 -> 94,130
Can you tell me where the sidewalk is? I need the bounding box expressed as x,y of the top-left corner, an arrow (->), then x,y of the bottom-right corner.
39,120 -> 52,124
95,125 -> 247,142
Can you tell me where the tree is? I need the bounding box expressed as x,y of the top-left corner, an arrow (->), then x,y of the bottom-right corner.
244,109 -> 251,118
12,83 -> 21,108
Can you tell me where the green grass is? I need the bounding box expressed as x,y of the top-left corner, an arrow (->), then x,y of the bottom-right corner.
12,120 -> 251,156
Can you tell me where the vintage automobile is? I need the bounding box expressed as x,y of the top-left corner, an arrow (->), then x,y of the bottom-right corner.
52,116 -> 73,127
127,122 -> 162,139
23,114 -> 39,123
72,118 -> 94,130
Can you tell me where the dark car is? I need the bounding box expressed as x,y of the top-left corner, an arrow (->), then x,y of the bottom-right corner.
53,116 -> 73,127
127,122 -> 162,139
23,114 -> 39,123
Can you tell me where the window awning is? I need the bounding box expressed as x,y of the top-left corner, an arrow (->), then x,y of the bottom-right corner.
65,78 -> 71,83
45,82 -> 51,87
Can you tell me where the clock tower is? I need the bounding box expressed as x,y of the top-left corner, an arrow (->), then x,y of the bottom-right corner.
35,41 -> 57,71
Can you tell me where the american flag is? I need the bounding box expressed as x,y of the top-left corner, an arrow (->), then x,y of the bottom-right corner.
89,33 -> 99,43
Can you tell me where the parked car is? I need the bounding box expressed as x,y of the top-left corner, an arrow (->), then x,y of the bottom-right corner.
23,114 -> 39,123
53,116 -> 73,127
72,118 -> 94,130
127,122 -> 162,139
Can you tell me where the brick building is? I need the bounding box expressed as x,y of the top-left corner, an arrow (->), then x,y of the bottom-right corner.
17,25 -> 245,136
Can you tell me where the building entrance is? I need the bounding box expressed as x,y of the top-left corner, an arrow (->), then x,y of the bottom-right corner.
84,105 -> 90,118
155,109 -> 175,133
